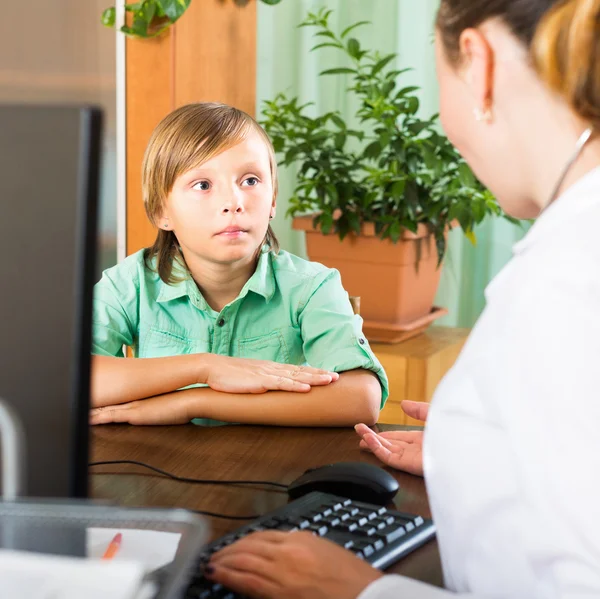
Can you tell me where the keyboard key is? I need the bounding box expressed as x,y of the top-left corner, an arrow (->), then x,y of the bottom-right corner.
343,499 -> 352,506
377,507 -> 387,516
374,539 -> 385,551
363,545 -> 375,558
324,517 -> 341,527
308,524 -> 328,536
405,522 -> 415,532
344,540 -> 355,550
262,517 -> 281,528
414,516 -> 424,526
332,502 -> 343,511
377,526 -> 406,544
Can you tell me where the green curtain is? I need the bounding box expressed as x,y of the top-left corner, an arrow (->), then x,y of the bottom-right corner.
256,0 -> 527,327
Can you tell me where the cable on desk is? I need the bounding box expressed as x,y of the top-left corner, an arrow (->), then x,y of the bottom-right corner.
89,459 -> 289,491
189,509 -> 262,521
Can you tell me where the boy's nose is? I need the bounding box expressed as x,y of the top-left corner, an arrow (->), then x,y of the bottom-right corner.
221,190 -> 244,214
222,204 -> 244,214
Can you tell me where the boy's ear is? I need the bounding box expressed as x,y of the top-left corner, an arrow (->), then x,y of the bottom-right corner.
158,208 -> 172,231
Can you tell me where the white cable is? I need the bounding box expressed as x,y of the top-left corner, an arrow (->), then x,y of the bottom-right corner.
0,398 -> 25,500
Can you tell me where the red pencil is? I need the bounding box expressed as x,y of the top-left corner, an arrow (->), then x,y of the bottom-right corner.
102,532 -> 123,560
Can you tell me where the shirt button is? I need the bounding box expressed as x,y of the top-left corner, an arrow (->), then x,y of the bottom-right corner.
217,318 -> 225,327
358,338 -> 366,345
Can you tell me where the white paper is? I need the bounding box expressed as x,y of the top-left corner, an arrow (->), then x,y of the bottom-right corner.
0,549 -> 146,599
87,528 -> 182,572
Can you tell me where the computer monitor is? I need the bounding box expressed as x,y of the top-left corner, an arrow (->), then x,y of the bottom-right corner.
0,104 -> 102,498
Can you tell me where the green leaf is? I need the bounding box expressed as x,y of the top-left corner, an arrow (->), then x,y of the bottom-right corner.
371,54 -> 395,76
391,180 -> 406,197
158,0 -> 190,22
341,20 -> 370,39
131,14 -> 150,36
261,0 -> 283,4
315,30 -> 337,40
465,229 -> 477,245
320,67 -> 356,76
310,42 -> 343,52
458,163 -> 476,187
330,114 -> 346,129
334,131 -> 346,150
141,0 -> 156,22
396,86 -> 420,98
347,38 -> 361,59
364,141 -> 381,159
319,212 -> 334,235
101,6 -> 116,27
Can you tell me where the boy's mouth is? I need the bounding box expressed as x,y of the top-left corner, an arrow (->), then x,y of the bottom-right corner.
216,225 -> 248,237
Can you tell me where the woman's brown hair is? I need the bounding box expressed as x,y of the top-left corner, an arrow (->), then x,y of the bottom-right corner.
142,102 -> 280,284
437,0 -> 600,128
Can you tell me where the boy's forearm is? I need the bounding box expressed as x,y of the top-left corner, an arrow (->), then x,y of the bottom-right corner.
182,369 -> 382,427
91,354 -> 211,407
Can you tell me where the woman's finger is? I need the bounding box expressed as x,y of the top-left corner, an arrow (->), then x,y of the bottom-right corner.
212,532 -> 287,562
401,400 -> 429,422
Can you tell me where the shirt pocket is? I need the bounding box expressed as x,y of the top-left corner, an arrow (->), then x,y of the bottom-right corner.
237,330 -> 290,363
139,327 -> 193,357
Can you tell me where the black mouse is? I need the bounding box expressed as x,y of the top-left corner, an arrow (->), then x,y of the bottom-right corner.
287,462 -> 399,505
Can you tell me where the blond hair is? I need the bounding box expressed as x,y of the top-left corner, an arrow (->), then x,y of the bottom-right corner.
142,102 -> 279,284
533,0 -> 600,129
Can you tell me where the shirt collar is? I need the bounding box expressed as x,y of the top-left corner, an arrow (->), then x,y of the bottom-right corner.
156,249 -> 276,306
241,249 -> 276,303
513,167 -> 600,255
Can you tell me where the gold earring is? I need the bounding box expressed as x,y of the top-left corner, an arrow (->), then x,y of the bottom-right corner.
473,107 -> 493,123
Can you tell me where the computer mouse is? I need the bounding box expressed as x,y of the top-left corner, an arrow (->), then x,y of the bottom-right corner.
287,462 -> 399,505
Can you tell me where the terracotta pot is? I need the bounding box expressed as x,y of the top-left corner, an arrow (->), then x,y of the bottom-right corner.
292,215 -> 446,342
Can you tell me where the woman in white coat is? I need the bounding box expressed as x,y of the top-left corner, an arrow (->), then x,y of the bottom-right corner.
207,0 -> 600,596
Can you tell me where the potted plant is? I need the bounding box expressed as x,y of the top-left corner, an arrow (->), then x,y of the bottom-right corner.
101,0 -> 283,38
261,9 -> 515,343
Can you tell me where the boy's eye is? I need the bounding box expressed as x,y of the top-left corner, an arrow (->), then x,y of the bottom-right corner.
242,177 -> 259,187
192,180 -> 210,191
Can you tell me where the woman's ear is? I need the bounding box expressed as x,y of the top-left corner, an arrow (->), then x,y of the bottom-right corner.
459,28 -> 495,121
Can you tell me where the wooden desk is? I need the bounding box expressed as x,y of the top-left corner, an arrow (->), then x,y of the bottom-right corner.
91,424 -> 443,587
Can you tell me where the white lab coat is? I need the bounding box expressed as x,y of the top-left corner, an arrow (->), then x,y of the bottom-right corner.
359,168 -> 600,598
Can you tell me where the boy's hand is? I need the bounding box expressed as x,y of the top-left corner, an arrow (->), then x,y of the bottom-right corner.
90,394 -> 191,425
201,355 -> 339,394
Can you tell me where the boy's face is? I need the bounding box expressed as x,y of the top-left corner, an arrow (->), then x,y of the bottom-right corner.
161,129 -> 275,266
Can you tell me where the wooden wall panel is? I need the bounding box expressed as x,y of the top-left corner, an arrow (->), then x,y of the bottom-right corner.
174,0 -> 256,113
125,0 -> 257,256
125,32 -> 174,256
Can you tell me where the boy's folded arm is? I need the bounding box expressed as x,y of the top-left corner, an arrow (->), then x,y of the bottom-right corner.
90,354 -> 204,407
184,368 -> 381,427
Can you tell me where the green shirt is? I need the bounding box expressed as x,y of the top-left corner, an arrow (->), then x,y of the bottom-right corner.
92,248 -> 389,422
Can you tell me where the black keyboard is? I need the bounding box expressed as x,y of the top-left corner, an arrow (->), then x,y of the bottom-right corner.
183,491 -> 436,598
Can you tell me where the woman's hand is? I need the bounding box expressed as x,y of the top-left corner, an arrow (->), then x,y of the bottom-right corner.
354,400 -> 429,476
201,355 -> 339,394
89,393 -> 191,425
207,530 -> 382,599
